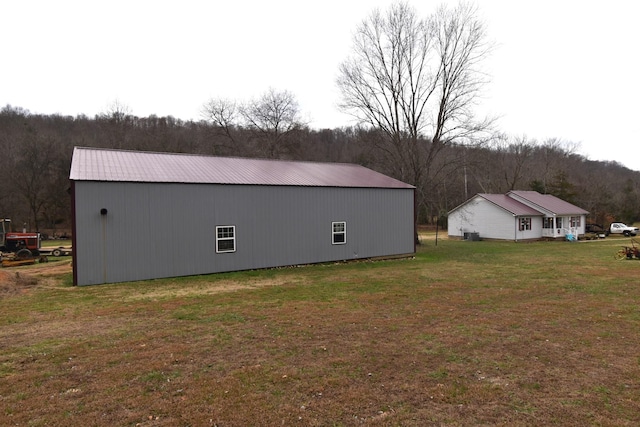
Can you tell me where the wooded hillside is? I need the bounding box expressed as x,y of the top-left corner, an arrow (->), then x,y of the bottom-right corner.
1,104 -> 638,237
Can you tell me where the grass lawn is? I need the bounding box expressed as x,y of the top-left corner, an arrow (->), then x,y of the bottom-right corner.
1,236 -> 639,426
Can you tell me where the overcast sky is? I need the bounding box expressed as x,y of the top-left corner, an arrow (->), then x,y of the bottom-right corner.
3,1 -> 639,170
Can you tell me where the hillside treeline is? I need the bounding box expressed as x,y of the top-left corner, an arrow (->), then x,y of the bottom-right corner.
1,104 -> 638,236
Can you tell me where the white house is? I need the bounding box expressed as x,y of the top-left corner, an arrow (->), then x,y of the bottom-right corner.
448,190 -> 589,241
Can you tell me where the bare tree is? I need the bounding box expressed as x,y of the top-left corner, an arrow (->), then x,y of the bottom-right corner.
529,138 -> 579,193
98,100 -> 135,149
201,89 -> 306,159
102,99 -> 132,123
431,2 -> 494,148
496,135 -> 536,191
337,1 -> 494,221
11,131 -> 59,231
337,2 -> 435,187
201,98 -> 243,154
240,88 -> 306,159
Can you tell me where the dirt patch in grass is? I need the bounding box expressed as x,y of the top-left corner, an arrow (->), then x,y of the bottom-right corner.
19,260 -> 73,277
0,269 -> 39,296
1,240 -> 640,426
0,260 -> 72,296
124,275 -> 307,302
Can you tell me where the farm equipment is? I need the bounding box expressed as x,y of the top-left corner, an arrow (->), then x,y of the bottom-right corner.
614,239 -> 640,260
39,246 -> 72,257
1,219 -> 42,267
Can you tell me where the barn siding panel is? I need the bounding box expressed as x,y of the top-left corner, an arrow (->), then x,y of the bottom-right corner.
74,182 -> 414,285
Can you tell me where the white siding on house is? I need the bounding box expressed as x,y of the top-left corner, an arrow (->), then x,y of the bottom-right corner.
448,197 -> 519,240
515,216 -> 543,241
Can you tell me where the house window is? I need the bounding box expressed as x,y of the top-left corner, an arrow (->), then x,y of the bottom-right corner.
519,217 -> 531,231
542,217 -> 554,229
216,226 -> 236,253
570,216 -> 581,227
332,221 -> 346,245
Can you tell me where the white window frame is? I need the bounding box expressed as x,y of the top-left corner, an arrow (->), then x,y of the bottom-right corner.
216,225 -> 236,253
332,221 -> 346,245
570,216 -> 581,227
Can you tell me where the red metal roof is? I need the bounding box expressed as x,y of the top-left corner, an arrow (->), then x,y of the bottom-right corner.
69,147 -> 414,189
477,194 -> 543,216
450,191 -> 589,216
507,191 -> 589,215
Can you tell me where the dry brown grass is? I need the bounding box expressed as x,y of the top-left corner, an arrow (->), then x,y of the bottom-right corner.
1,237 -> 639,426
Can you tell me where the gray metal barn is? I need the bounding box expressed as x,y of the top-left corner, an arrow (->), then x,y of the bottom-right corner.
69,147 -> 415,286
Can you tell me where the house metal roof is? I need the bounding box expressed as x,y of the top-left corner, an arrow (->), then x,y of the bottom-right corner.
449,191 -> 589,217
508,191 -> 589,215
477,194 -> 543,216
69,147 -> 414,189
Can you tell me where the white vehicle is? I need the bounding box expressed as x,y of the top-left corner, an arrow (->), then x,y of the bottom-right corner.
608,222 -> 639,237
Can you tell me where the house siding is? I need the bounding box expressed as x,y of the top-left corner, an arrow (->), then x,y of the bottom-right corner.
448,196 -> 521,240
73,181 -> 414,286
515,216 -> 543,241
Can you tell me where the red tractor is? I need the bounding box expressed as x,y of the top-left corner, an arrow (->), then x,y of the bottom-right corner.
1,219 -> 41,259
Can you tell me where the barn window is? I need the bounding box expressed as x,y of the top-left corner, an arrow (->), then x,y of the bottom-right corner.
216,226 -> 236,253
519,217 -> 531,231
332,221 -> 346,245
